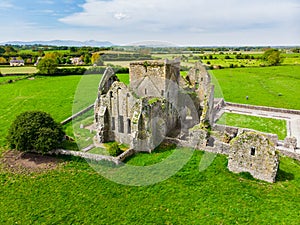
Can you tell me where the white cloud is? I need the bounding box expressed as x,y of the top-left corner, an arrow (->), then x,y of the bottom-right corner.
114,12 -> 130,20
1,0 -> 299,45
0,0 -> 13,9
56,0 -> 300,45
59,0 -> 299,32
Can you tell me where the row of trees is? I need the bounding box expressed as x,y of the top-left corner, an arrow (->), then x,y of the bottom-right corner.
36,52 -> 104,75
0,45 -> 111,65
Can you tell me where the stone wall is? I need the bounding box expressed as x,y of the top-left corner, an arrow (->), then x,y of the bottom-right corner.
95,82 -> 140,145
283,136 -> 297,150
49,149 -> 136,165
61,104 -> 94,125
226,102 -> 300,115
129,59 -> 180,98
228,132 -> 279,183
213,124 -> 279,146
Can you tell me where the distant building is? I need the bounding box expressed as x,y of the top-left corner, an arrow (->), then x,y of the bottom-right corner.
10,60 -> 25,67
34,57 -> 42,67
70,57 -> 84,65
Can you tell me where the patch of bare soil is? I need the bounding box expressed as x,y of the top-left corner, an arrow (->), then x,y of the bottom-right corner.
0,150 -> 62,174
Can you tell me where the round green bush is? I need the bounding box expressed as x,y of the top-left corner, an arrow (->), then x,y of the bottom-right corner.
7,111 -> 65,153
108,143 -> 122,157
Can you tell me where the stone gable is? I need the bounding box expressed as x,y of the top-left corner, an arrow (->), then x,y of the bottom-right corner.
228,132 -> 279,183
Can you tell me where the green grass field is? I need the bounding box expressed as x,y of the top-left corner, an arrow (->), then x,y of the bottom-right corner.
211,65 -> 300,110
0,76 -> 25,84
0,58 -> 300,224
0,66 -> 37,74
1,150 -> 300,224
217,113 -> 287,140
0,75 -> 101,147
152,52 -> 300,68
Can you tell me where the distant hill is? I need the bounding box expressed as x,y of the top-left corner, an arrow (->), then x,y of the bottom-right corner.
0,40 -> 114,47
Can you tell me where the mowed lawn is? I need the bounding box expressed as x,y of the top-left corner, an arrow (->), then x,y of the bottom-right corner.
217,113 -> 287,140
0,76 -> 25,84
0,69 -> 300,224
0,75 -> 101,146
211,65 -> 300,110
0,151 -> 300,224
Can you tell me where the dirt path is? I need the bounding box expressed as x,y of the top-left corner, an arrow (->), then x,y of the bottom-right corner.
0,150 -> 62,174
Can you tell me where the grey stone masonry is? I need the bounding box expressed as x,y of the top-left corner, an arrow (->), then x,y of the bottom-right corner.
228,132 -> 279,183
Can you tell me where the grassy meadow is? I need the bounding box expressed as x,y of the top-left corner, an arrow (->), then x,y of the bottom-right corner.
211,65 -> 300,110
217,113 -> 287,140
0,66 -> 37,75
0,75 -> 101,147
0,76 -> 25,84
0,53 -> 300,224
1,150 -> 300,224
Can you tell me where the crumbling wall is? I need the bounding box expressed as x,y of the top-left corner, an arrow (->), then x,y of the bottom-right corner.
129,59 -> 180,98
284,136 -> 297,151
228,132 -> 279,183
95,82 -> 141,145
133,97 -> 179,152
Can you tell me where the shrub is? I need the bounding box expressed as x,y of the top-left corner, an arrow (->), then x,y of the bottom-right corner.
37,58 -> 58,75
7,111 -> 65,153
57,67 -> 87,75
262,48 -> 283,66
108,142 -> 123,157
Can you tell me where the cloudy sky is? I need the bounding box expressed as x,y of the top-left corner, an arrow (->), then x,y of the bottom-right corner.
0,0 -> 299,46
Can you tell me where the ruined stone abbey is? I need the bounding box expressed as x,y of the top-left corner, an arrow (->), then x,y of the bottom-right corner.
95,59 -> 214,152
94,59 -> 295,183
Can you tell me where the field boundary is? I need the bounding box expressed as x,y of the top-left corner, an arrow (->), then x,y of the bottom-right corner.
226,102 -> 300,115
48,148 -> 136,165
61,104 -> 94,125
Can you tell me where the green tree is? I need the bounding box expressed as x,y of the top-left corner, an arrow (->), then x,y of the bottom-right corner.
37,58 -> 58,75
70,47 -> 77,53
44,52 -> 62,64
0,57 -> 7,64
262,48 -> 282,66
7,111 -> 65,153
91,53 -> 104,66
4,46 -> 17,54
84,54 -> 91,65
0,47 -> 5,55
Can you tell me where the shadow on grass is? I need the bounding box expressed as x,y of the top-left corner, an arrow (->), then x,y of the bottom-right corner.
276,168 -> 295,182
122,141 -> 177,164
238,172 -> 256,181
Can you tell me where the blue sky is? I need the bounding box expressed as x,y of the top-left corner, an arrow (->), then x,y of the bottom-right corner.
0,0 -> 299,46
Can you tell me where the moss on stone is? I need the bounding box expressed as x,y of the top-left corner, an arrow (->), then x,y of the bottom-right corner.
148,97 -> 161,105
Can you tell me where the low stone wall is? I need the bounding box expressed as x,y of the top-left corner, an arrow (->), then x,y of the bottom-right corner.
61,104 -> 94,125
49,148 -> 136,165
277,149 -> 300,162
116,149 -> 136,162
213,124 -> 279,145
226,102 -> 300,115
49,149 -> 118,163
